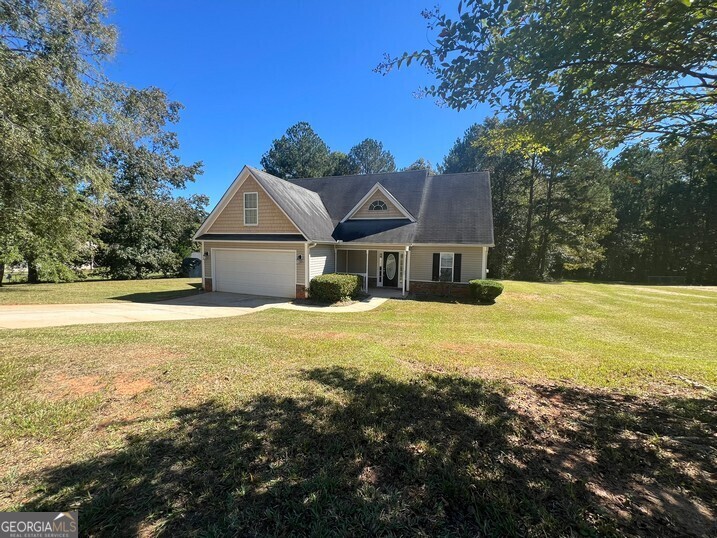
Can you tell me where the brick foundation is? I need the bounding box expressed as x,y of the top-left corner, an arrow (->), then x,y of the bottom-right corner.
296,285 -> 307,299
203,278 -> 213,292
409,281 -> 471,298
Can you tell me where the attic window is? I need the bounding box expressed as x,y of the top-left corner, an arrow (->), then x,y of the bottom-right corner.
244,192 -> 258,225
369,200 -> 388,211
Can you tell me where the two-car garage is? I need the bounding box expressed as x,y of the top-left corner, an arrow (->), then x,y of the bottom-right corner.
212,249 -> 297,298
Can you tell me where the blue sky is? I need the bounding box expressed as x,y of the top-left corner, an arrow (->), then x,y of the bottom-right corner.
106,1 -> 492,204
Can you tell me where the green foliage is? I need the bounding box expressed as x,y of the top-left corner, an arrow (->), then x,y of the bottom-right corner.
468,279 -> 504,303
260,122 -> 333,179
309,273 -> 364,303
403,157 -> 435,174
99,193 -> 207,280
597,140 -> 717,284
442,118 -> 615,280
379,0 -> 717,144
0,0 -> 201,283
348,138 -> 396,174
328,151 -> 360,176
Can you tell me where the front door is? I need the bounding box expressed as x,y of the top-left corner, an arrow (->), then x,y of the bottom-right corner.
383,251 -> 399,287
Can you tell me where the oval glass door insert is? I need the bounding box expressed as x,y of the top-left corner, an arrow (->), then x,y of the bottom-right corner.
386,254 -> 397,280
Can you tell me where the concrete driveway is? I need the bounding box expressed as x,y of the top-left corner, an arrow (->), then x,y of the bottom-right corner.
0,292 -> 387,329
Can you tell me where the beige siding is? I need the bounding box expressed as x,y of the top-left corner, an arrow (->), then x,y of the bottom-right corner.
208,175 -> 299,234
309,245 -> 335,280
409,246 -> 486,282
203,241 -> 305,285
351,195 -> 406,219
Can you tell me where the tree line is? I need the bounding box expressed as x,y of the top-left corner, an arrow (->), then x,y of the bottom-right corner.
0,0 -> 206,284
374,0 -> 715,284
2,0 -> 714,284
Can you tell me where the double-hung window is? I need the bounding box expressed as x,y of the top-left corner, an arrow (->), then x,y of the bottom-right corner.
439,252 -> 454,282
244,192 -> 258,225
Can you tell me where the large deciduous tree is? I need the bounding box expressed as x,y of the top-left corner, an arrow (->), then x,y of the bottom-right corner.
378,0 -> 717,144
348,138 -> 396,174
0,0 -> 201,282
260,122 -> 333,179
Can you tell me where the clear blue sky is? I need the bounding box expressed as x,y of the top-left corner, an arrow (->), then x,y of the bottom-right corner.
106,1 -> 492,204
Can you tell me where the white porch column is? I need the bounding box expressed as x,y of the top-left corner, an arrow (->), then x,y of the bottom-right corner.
401,247 -> 408,296
406,247 -> 411,292
365,249 -> 369,292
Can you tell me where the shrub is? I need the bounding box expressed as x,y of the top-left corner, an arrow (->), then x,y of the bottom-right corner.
468,279 -> 504,304
309,273 -> 364,303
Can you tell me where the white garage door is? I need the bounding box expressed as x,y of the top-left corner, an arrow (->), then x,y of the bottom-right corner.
213,249 -> 296,298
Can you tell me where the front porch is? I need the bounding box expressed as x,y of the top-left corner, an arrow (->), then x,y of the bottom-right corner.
335,247 -> 410,296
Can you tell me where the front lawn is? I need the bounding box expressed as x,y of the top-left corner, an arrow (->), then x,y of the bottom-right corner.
0,277 -> 202,305
0,281 -> 715,536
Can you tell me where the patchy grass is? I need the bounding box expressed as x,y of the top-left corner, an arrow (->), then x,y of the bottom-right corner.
0,281 -> 715,536
0,277 -> 202,305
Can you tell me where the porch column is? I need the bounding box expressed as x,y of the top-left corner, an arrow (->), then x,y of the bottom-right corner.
365,249 -> 369,292
401,248 -> 407,296
406,247 -> 411,292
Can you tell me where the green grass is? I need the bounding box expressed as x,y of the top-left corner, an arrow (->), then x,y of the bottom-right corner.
0,281 -> 715,536
0,277 -> 202,304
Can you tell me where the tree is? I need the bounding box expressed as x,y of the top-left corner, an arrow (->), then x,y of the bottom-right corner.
442,117 -> 615,280
403,158 -> 436,174
348,139 -> 396,174
442,120 -> 526,278
328,151 -> 359,176
0,0 -> 201,282
260,122 -> 333,179
98,90 -> 205,279
598,140 -> 717,284
378,0 -> 717,144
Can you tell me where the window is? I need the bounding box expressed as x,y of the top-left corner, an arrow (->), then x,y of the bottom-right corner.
368,200 -> 388,211
439,252 -> 454,282
244,192 -> 258,225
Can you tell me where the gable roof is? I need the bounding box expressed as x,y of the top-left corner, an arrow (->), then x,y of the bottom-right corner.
341,182 -> 416,222
193,166 -> 335,242
195,167 -> 493,245
248,167 -> 335,242
292,170 -> 493,245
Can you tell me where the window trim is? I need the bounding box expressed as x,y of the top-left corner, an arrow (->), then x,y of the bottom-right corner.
439,252 -> 454,282
243,192 -> 258,226
368,200 -> 388,211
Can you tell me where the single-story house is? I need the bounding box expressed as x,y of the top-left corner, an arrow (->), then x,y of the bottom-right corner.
193,166 -> 494,298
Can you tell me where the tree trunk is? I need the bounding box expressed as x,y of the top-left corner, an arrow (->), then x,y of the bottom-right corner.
518,153 -> 538,279
0,263 -> 4,286
27,260 -> 39,284
537,164 -> 556,278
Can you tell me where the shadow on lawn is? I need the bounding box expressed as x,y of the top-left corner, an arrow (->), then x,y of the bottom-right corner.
110,283 -> 202,303
23,368 -> 716,537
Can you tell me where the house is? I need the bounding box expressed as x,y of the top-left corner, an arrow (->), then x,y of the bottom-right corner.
193,166 -> 493,298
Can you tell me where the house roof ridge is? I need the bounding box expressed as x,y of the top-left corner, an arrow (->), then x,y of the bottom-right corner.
430,170 -> 491,177
289,169 -> 428,181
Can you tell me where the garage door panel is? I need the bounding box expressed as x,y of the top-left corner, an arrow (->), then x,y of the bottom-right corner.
214,249 -> 296,298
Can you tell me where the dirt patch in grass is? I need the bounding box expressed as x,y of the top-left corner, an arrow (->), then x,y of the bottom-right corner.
45,374 -> 104,400
113,375 -> 154,398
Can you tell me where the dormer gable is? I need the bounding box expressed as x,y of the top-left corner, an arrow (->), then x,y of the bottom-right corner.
341,183 -> 415,223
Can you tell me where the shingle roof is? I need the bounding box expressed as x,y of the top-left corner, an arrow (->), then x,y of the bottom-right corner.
248,167 -> 335,242
197,166 -> 493,245
290,170 -> 493,245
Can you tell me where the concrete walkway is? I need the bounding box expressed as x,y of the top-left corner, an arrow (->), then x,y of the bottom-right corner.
0,292 -> 387,329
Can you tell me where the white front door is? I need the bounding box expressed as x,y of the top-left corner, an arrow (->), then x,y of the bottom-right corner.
213,249 -> 296,298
